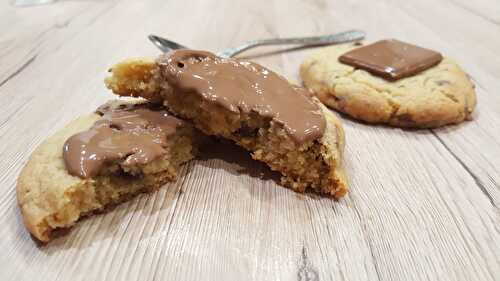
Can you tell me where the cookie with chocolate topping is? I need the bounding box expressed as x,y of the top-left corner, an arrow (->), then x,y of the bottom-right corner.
105,51 -> 348,198
17,100 -> 202,242
300,40 -> 476,128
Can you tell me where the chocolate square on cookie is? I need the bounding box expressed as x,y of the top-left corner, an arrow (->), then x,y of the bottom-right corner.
339,39 -> 443,80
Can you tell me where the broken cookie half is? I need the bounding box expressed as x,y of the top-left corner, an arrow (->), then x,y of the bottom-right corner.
106,50 -> 348,198
17,100 -> 202,242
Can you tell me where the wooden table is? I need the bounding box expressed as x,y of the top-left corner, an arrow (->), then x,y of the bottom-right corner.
1,0 -> 499,280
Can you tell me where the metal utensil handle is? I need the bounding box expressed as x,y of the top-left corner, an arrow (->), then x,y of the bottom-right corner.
218,29 -> 365,58
257,29 -> 364,46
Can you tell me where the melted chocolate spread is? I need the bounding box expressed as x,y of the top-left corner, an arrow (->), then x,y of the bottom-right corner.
157,50 -> 326,144
63,103 -> 182,178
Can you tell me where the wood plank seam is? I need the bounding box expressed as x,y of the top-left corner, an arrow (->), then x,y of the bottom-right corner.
431,130 -> 497,208
0,21 -> 67,87
435,165 -> 500,276
431,186 -> 498,281
0,0 -> 123,90
446,0 -> 500,26
0,54 -> 37,88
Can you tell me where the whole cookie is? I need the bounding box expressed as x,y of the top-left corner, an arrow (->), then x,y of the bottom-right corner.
300,44 -> 476,128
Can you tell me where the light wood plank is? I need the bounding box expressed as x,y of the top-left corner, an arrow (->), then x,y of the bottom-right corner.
0,0 -> 499,280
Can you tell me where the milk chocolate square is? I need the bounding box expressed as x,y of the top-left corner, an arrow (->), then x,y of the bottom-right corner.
339,39 -> 443,80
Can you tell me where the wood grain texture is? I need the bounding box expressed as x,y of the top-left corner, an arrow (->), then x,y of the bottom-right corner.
1,0 -> 499,280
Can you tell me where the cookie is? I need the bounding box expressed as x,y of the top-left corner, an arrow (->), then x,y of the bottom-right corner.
105,52 -> 348,198
300,44 -> 476,128
17,100 -> 200,242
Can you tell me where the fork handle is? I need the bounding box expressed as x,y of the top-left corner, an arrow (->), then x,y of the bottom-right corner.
217,29 -> 365,58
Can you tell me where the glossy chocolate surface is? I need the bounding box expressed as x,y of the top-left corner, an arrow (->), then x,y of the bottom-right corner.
63,102 -> 182,178
339,39 -> 443,80
157,50 -> 325,144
